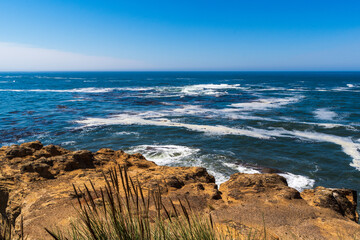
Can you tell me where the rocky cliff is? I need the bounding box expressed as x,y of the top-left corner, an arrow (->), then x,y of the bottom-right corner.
0,141 -> 359,239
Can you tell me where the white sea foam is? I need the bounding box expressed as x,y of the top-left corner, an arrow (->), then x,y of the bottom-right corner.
223,163 -> 261,174
347,84 -> 355,88
126,145 -> 199,165
283,130 -> 360,171
181,84 -> 241,96
0,87 -> 115,93
278,172 -> 315,191
62,141 -> 76,146
313,108 -> 338,121
126,145 -> 229,185
76,114 -> 272,139
208,170 -> 229,185
229,96 -> 303,111
0,83 -> 245,97
77,113 -> 360,171
115,131 -> 139,136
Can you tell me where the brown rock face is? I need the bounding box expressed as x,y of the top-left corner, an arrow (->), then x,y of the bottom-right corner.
0,141 -> 359,240
220,173 -> 301,203
301,186 -> 359,222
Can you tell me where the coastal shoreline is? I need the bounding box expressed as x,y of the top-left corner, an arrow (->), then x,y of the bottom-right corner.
0,141 -> 359,239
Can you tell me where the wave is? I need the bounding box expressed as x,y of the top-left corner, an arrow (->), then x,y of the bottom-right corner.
151,105 -> 358,131
126,145 -> 230,184
313,108 -> 338,121
126,145 -> 199,165
1,75 -> 23,79
76,114 -> 272,139
0,87 -> 115,93
77,114 -> 360,171
114,131 -> 139,136
223,163 -> 315,191
229,96 -> 304,111
181,84 -> 241,96
0,83 -> 244,97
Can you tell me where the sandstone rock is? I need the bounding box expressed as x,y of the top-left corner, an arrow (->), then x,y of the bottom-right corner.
34,144 -> 68,158
0,141 -> 359,240
165,175 -> 185,189
21,161 -> 54,179
301,186 -> 359,222
20,141 -> 43,150
219,173 -> 301,203
5,145 -> 34,159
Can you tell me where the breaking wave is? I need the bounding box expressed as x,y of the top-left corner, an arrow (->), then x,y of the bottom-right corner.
313,108 -> 338,121
77,114 -> 360,171
223,163 -> 315,192
229,96 -> 304,111
126,145 -> 200,165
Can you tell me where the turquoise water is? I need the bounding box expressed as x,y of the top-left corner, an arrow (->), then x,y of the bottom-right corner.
1,72 -> 360,195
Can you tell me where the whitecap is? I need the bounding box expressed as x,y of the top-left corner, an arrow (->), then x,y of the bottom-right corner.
181,84 -> 241,96
76,114 -> 272,139
114,131 -> 139,136
76,114 -> 360,171
229,96 -> 304,111
0,87 -> 115,93
313,108 -> 338,121
62,141 -> 76,146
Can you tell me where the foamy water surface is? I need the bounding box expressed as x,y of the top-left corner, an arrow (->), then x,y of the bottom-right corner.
1,72 -> 359,195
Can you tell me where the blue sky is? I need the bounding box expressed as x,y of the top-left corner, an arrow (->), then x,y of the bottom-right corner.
0,0 -> 360,71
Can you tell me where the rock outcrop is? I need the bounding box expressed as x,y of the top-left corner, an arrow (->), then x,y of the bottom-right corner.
0,141 -> 359,239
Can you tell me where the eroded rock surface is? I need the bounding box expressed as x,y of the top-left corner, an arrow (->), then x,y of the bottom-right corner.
0,141 -> 359,239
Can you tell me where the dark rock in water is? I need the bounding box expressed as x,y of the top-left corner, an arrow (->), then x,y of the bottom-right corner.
239,162 -> 284,174
135,100 -> 165,106
258,167 -> 283,174
56,105 -> 68,109
24,111 -> 34,115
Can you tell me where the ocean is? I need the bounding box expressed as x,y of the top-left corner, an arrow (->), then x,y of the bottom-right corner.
1,72 -> 359,195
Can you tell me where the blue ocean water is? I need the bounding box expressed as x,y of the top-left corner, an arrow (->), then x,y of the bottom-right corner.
1,72 -> 360,194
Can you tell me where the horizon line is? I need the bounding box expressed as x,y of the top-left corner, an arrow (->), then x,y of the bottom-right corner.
1,70 -> 360,73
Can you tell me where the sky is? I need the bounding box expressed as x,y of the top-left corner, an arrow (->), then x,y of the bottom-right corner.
0,0 -> 360,71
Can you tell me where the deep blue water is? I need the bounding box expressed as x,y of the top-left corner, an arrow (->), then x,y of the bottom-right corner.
1,72 -> 360,195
